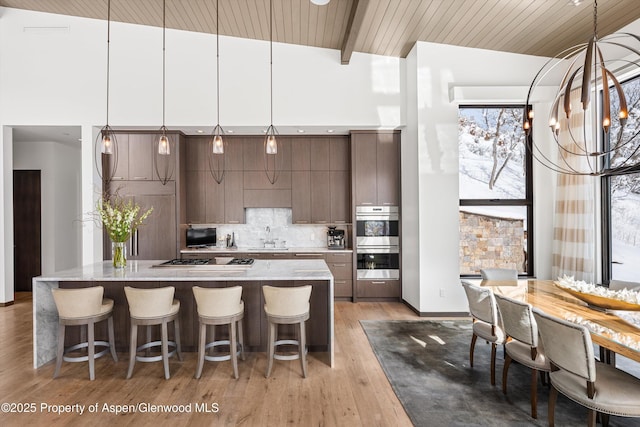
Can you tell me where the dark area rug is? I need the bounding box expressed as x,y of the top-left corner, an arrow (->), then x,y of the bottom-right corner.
361,319 -> 640,427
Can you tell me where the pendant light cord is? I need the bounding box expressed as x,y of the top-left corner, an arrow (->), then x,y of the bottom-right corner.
593,0 -> 598,41
162,0 -> 166,129
106,0 -> 111,126
216,0 -> 220,126
270,0 -> 273,126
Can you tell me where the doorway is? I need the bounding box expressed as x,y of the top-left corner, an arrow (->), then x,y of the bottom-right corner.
13,170 -> 41,292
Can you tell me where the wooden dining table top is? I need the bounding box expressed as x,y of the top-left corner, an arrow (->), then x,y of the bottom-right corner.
473,279 -> 640,364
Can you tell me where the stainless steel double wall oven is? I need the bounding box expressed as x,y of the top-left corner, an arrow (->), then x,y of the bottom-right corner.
355,206 -> 399,280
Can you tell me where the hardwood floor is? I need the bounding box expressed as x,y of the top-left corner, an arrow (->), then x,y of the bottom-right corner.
0,293 -> 418,426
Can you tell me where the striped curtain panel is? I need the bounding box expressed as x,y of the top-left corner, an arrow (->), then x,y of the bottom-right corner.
551,89 -> 596,282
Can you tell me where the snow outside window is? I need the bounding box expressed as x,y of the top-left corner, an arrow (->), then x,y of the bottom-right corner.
605,76 -> 640,282
459,105 -> 532,276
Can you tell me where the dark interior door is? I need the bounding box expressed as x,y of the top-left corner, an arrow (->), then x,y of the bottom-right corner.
13,170 -> 41,292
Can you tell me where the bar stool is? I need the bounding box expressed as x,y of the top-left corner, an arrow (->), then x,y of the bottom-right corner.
263,285 -> 312,378
51,286 -> 118,381
124,286 -> 182,379
193,286 -> 245,379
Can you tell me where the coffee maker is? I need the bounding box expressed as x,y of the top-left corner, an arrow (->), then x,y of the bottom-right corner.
327,226 -> 346,250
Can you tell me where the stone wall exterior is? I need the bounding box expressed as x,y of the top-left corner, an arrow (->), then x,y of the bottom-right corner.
459,211 -> 526,274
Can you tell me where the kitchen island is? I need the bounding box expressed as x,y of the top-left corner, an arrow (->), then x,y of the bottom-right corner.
32,259 -> 333,369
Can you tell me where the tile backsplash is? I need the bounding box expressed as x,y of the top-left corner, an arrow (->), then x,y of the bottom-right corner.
195,208 -> 343,249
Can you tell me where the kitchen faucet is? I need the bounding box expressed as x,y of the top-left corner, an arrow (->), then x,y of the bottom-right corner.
264,226 -> 277,247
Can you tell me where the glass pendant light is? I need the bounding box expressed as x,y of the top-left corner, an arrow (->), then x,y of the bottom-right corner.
155,0 -> 174,184
208,0 -> 226,184
94,0 -> 118,183
264,0 -> 282,184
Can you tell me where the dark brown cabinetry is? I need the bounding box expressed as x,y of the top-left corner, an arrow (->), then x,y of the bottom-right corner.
355,279 -> 400,299
104,132 -> 180,261
352,131 -> 400,206
116,181 -> 178,260
184,136 -> 244,224
60,279 -> 328,352
111,133 -> 164,182
184,135 -> 350,225
291,136 -> 351,224
326,252 -> 353,298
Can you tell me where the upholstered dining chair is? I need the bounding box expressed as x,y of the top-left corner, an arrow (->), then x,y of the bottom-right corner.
533,308 -> 640,427
480,268 -> 518,281
609,279 -> 640,291
461,281 -> 505,386
495,294 -> 550,419
601,280 -> 640,365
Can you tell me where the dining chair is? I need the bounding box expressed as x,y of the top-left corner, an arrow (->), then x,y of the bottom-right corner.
532,308 -> 640,427
608,279 -> 640,291
480,268 -> 518,281
495,294 -> 550,419
600,279 -> 640,365
461,281 -> 505,386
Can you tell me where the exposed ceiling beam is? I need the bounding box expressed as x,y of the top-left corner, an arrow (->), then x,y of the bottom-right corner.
341,0 -> 369,65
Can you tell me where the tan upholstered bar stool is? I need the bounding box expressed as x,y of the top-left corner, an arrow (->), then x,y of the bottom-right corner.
193,286 -> 245,379
51,286 -> 118,381
263,285 -> 312,378
124,286 -> 182,380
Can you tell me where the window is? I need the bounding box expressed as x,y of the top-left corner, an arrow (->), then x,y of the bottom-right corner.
459,105 -> 533,276
603,76 -> 640,282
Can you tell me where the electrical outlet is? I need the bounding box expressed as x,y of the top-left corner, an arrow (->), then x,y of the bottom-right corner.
439,288 -> 445,298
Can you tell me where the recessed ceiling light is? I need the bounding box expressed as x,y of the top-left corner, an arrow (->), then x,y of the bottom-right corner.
567,0 -> 582,5
310,0 -> 330,5
196,129 -> 204,133
327,129 -> 335,133
227,129 -> 234,133
297,129 -> 305,133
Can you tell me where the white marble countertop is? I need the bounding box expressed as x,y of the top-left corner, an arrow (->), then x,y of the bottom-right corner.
180,246 -> 352,254
34,259 -> 333,282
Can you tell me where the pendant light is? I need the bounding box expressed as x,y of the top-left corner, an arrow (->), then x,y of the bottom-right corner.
524,0 -> 640,176
208,0 -> 226,184
94,0 -> 118,184
155,0 -> 174,184
264,0 -> 282,185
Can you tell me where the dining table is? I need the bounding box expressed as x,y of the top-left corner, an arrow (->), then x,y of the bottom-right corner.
472,279 -> 640,364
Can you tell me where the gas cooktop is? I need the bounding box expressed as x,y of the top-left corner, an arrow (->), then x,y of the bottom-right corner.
154,258 -> 254,267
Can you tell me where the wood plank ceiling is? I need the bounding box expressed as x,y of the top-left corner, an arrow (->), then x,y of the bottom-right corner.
2,0 -> 640,62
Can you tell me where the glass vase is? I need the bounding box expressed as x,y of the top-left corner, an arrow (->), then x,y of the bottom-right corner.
112,241 -> 127,269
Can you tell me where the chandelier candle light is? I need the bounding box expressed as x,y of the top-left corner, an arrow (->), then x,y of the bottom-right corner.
524,0 -> 640,176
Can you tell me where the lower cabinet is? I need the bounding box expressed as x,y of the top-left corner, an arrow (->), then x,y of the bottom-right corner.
326,252 -> 352,299
356,279 -> 401,300
59,279 -> 329,352
181,251 -> 355,299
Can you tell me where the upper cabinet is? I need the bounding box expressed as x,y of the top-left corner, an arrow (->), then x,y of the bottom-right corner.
184,136 -> 245,224
291,136 -> 351,224
182,134 -> 352,225
110,132 -> 176,182
352,131 -> 400,206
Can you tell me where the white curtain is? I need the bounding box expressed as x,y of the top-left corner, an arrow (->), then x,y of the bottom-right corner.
551,89 -> 596,282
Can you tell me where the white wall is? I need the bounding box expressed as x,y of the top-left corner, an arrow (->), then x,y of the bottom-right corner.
0,7 -> 404,302
0,7 -> 559,309
403,41 -> 557,313
13,139 -> 82,274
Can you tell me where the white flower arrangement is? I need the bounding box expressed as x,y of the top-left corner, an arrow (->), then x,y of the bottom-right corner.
556,275 -> 640,305
96,195 -> 153,243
